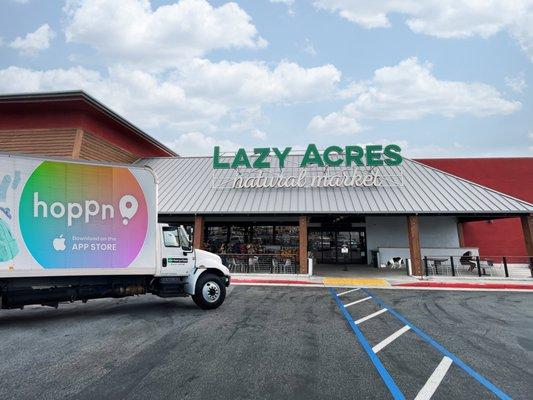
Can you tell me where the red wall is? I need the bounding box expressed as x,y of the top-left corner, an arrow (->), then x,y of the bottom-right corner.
0,100 -> 171,157
416,158 -> 533,257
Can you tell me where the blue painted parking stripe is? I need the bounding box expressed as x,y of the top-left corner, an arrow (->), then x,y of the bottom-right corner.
329,288 -> 406,400
363,288 -> 512,400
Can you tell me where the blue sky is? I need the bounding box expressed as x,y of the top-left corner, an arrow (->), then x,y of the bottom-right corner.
0,0 -> 532,157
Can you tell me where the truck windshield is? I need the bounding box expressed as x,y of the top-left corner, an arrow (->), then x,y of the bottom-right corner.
178,225 -> 191,249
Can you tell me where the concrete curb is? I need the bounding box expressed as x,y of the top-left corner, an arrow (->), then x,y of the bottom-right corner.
393,281 -> 533,290
231,278 -> 318,285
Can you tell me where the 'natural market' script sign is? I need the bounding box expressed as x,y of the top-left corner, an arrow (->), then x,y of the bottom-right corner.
211,144 -> 404,189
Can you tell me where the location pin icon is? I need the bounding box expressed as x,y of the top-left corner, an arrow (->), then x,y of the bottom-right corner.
119,195 -> 138,225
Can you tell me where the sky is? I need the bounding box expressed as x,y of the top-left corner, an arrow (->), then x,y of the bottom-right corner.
0,0 -> 532,157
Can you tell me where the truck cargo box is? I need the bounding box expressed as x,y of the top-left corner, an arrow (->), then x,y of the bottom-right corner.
0,153 -> 157,278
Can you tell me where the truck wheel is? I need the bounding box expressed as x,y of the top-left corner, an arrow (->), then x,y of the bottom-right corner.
192,273 -> 226,310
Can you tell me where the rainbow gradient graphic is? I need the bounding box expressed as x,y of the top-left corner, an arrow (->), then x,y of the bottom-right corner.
19,161 -> 148,268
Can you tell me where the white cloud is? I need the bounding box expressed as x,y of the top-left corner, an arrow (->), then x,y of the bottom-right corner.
308,57 -> 521,134
251,129 -> 267,140
313,0 -> 533,62
0,58 -> 340,134
175,58 -> 341,106
308,112 -> 363,134
505,74 -> 526,93
166,132 -> 240,156
64,0 -> 267,70
9,24 -> 55,56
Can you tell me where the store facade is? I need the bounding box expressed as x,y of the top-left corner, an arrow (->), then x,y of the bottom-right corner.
144,144 -> 533,276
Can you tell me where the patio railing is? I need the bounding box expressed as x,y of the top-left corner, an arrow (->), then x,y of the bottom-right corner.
219,253 -> 298,274
422,255 -> 533,278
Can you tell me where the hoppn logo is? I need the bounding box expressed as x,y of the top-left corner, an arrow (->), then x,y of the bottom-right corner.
19,161 -> 148,269
119,195 -> 138,225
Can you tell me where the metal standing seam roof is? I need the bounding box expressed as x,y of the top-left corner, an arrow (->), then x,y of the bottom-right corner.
140,155 -> 533,215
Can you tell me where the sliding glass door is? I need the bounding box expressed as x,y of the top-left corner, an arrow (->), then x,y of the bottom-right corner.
309,228 -> 367,265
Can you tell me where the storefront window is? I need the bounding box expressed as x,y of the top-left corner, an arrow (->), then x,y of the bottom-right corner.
228,225 -> 250,253
206,226 -> 228,253
274,225 -> 299,260
204,223 -> 299,255
253,225 -> 274,246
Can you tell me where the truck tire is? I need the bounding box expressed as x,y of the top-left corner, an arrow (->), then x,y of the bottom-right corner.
192,273 -> 226,310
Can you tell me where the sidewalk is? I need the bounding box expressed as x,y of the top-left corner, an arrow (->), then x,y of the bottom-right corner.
231,273 -> 533,291
393,275 -> 533,290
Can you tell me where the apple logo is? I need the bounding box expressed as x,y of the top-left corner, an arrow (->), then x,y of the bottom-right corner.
53,235 -> 66,251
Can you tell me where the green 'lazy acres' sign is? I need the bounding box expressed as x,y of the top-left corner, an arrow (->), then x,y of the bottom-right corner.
213,144 -> 403,169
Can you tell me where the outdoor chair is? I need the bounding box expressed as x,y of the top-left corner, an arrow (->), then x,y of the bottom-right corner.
271,257 -> 278,273
228,257 -> 238,273
479,260 -> 495,276
248,256 -> 259,272
280,259 -> 293,274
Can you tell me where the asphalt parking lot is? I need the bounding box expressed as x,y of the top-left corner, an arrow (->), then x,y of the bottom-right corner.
0,286 -> 531,400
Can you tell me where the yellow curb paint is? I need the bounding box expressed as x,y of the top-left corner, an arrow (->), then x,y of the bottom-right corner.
323,277 -> 389,287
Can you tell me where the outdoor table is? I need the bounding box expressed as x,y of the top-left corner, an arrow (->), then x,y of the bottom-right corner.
427,257 -> 448,275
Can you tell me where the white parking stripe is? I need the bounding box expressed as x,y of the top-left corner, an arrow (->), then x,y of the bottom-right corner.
414,356 -> 453,400
372,325 -> 411,353
355,308 -> 388,325
338,288 -> 361,297
344,296 -> 372,308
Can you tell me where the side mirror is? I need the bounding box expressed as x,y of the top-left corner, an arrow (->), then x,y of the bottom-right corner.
182,246 -> 193,255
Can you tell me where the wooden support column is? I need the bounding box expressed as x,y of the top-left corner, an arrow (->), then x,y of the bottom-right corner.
71,128 -> 84,159
407,215 -> 423,276
457,222 -> 465,247
521,214 -> 533,256
299,216 -> 308,274
193,215 -> 205,249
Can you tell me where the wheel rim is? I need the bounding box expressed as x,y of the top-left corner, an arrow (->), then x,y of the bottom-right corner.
202,281 -> 221,303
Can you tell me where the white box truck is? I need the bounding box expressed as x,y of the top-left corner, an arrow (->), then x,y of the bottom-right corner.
0,153 -> 230,310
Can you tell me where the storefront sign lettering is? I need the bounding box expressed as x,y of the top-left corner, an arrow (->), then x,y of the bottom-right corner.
213,144 -> 403,169
232,169 -> 386,189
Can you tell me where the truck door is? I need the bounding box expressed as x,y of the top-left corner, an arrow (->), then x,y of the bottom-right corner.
161,226 -> 195,276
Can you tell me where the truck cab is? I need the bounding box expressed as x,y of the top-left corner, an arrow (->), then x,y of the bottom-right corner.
158,224 -> 230,309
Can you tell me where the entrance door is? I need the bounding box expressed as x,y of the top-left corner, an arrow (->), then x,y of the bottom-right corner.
308,228 -> 367,265
348,229 -> 367,264
321,230 -> 336,263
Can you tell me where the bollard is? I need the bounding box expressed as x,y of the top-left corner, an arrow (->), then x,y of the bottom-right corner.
476,256 -> 482,277
450,256 -> 455,277
502,257 -> 509,278
530,257 -> 533,278
424,256 -> 429,276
